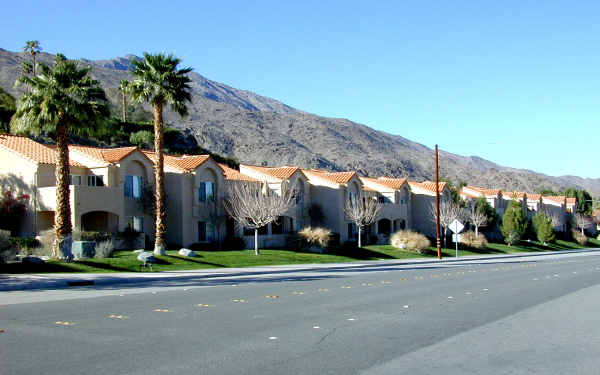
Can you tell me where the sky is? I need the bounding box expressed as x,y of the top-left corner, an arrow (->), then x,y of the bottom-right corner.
2,1 -> 599,178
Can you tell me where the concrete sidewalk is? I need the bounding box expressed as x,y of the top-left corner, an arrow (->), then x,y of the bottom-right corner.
2,248 -> 599,293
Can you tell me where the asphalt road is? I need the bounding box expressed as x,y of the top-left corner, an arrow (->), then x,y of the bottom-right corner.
2,253 -> 600,375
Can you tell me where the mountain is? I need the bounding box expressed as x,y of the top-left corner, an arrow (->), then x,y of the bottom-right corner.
1,48 -> 598,196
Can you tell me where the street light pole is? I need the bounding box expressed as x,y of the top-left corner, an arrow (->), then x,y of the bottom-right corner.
435,145 -> 442,260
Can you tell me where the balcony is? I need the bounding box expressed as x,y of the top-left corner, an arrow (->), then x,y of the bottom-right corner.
37,185 -> 123,216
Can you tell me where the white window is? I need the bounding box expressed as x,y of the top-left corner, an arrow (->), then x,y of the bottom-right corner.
69,175 -> 82,186
126,216 -> 144,232
125,176 -> 144,198
198,182 -> 215,202
87,175 -> 104,187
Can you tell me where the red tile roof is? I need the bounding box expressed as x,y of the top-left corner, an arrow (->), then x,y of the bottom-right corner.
70,145 -> 138,164
465,185 -> 501,197
0,134 -> 84,167
376,177 -> 408,190
527,193 -> 542,201
408,181 -> 448,194
502,191 -> 526,199
542,195 -> 566,203
241,164 -> 300,180
218,164 -> 259,182
302,169 -> 357,184
566,197 -> 577,205
142,151 -> 210,172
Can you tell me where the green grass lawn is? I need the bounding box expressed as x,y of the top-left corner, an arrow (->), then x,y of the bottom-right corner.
2,238 -> 599,274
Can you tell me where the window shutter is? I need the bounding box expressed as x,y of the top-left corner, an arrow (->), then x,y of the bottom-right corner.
125,176 -> 133,197
199,182 -> 206,202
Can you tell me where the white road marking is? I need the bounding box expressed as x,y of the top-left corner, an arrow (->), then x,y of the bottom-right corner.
347,318 -> 356,321
403,305 -> 409,308
313,326 -> 320,329
269,337 -> 278,340
447,296 -> 453,299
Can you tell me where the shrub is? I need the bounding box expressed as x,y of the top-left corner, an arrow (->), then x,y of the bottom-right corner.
0,230 -> 15,263
501,201 -> 528,245
222,236 -> 246,250
94,240 -> 115,258
532,213 -> 555,245
8,236 -> 40,251
297,227 -> 332,249
390,230 -> 431,254
129,130 -> 154,149
0,190 -> 29,235
459,231 -> 488,249
34,229 -> 56,257
73,230 -> 111,242
573,230 -> 588,246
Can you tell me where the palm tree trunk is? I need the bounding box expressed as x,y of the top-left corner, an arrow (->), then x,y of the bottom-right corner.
153,102 -> 166,255
32,53 -> 36,76
53,121 -> 72,259
254,228 -> 259,255
121,92 -> 126,122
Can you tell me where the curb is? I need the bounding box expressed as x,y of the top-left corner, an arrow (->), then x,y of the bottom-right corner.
3,248 -> 600,292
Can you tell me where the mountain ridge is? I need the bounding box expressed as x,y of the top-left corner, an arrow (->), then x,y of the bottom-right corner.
1,48 -> 598,196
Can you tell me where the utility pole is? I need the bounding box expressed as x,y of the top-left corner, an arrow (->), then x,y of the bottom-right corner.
435,145 -> 442,259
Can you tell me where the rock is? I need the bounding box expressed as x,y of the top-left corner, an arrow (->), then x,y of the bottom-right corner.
22,256 -> 45,264
133,249 -> 145,254
137,252 -> 156,263
72,241 -> 96,259
59,235 -> 73,261
178,248 -> 196,257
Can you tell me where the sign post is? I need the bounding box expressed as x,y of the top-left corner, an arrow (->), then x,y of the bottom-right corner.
449,219 -> 464,258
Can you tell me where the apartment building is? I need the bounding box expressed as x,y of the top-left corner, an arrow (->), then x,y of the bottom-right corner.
0,134 -> 156,241
237,164 -> 312,248
302,169 -> 364,243
359,177 -> 411,243
408,181 -> 449,238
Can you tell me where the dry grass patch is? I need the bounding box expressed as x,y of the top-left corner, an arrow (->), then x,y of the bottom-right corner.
390,230 -> 431,254
459,231 -> 488,249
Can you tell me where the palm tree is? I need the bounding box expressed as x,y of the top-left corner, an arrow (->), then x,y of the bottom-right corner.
118,79 -> 130,122
128,53 -> 192,255
0,87 -> 16,133
23,40 -> 42,76
12,54 -> 110,258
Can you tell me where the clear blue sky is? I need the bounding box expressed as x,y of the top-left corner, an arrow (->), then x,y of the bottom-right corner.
3,1 -> 599,178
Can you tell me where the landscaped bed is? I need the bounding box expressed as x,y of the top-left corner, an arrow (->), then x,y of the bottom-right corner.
1,238 -> 599,274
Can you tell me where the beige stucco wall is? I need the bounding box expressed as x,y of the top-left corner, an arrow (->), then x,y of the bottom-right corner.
411,190 -> 450,238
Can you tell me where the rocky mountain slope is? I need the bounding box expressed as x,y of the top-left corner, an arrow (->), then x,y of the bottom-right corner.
1,48 -> 598,196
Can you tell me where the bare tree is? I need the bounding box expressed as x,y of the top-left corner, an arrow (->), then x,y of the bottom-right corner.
469,206 -> 487,237
541,208 -> 563,231
573,213 -> 592,236
224,181 -> 294,255
430,199 -> 465,248
205,199 -> 226,249
344,192 -> 382,248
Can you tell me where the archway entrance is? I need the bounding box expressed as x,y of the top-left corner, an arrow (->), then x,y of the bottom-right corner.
81,211 -> 119,232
